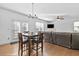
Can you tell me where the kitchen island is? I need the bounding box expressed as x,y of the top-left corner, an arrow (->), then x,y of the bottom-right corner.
44,32 -> 79,49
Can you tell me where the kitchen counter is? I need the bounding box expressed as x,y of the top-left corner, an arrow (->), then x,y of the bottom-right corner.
44,32 -> 79,49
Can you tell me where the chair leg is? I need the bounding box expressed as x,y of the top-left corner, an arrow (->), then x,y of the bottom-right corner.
36,43 -> 38,56
41,43 -> 43,56
18,43 -> 21,56
21,49 -> 23,56
21,45 -> 23,56
18,47 -> 19,55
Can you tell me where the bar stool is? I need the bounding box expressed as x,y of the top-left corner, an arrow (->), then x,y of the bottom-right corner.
32,32 -> 43,56
18,33 -> 29,56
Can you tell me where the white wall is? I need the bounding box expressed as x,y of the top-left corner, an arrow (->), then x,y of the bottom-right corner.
1,3 -> 79,45
0,7 -> 47,45
48,15 -> 79,32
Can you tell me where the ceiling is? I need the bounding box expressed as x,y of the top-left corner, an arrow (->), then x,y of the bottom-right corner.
0,3 -> 79,21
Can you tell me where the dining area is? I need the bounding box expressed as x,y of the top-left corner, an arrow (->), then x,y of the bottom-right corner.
18,31 -> 44,56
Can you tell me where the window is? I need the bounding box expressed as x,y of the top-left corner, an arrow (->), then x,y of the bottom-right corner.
74,21 -> 79,32
12,21 -> 28,39
36,22 -> 44,31
22,22 -> 28,32
13,21 -> 20,39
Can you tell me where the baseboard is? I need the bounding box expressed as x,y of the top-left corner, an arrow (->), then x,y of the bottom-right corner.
10,41 -> 18,44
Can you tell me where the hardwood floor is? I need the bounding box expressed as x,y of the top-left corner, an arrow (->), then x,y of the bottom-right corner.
44,43 -> 79,56
0,42 -> 79,56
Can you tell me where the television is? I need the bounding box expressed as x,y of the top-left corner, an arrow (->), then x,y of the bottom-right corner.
47,24 -> 54,28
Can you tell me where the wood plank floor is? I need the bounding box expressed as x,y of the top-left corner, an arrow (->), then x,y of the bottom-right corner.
0,42 -> 79,56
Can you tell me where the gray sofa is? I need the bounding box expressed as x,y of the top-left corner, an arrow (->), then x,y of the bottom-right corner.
44,32 -> 79,49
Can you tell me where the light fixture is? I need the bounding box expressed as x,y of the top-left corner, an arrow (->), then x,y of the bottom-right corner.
28,3 -> 38,18
57,16 -> 60,19
27,3 -> 38,19
56,16 -> 64,20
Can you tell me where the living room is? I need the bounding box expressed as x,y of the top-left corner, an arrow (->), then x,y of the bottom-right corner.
0,3 -> 79,56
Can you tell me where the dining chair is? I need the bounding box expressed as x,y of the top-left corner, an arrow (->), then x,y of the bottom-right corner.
32,32 -> 43,56
18,33 -> 29,56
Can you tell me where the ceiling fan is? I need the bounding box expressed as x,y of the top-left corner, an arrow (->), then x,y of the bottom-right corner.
56,16 -> 64,20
